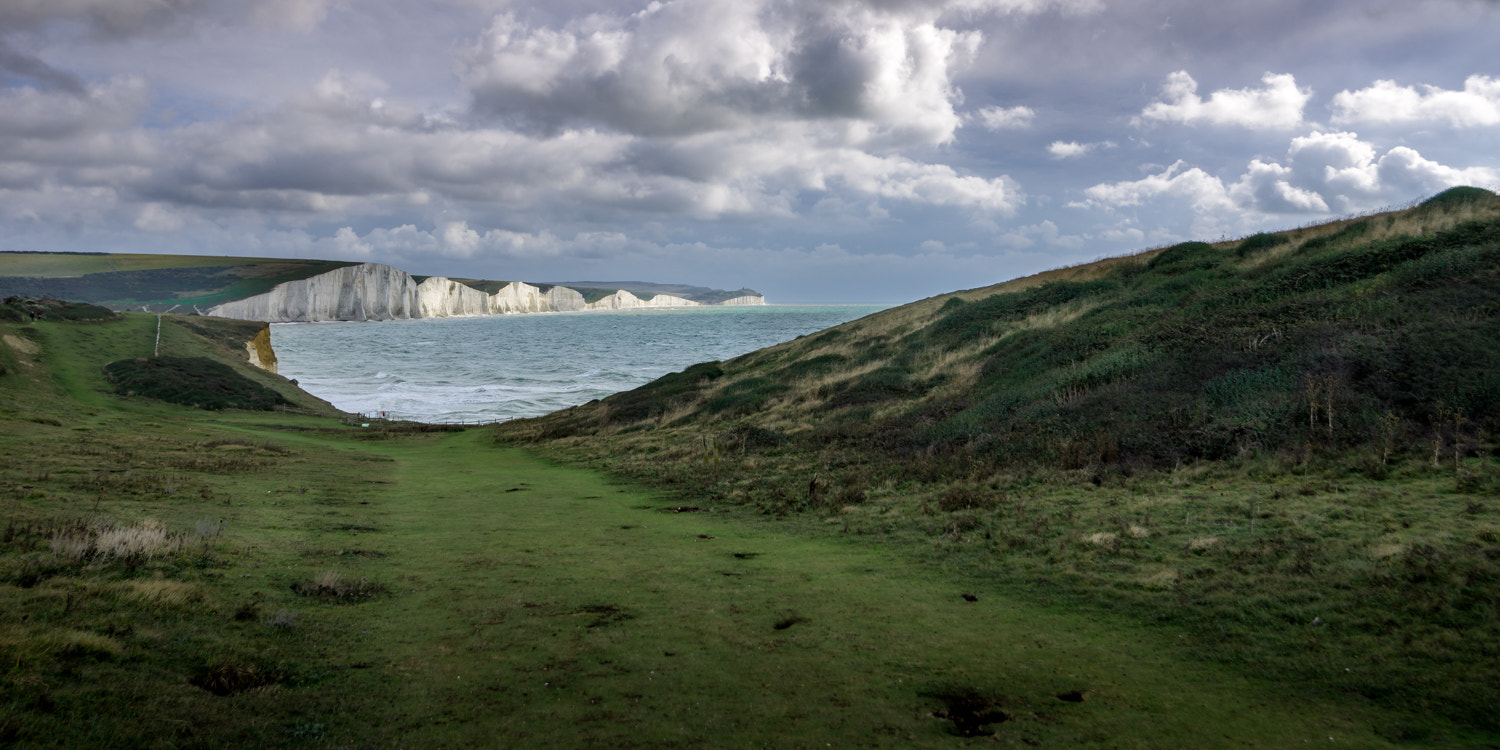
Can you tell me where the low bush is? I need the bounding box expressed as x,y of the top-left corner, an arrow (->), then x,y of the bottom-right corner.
103,356 -> 290,410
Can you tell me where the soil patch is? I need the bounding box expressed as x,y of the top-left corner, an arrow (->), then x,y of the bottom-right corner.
924,686 -> 1013,737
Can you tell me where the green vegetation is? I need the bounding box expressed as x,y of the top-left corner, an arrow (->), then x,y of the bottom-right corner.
498,187 -> 1500,740
104,357 -> 291,411
4,188 -> 1499,745
0,254 -> 357,312
5,306 -> 1439,747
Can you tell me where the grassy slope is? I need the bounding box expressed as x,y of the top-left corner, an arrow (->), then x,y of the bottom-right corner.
0,254 -> 358,311
496,187 -> 1500,739
0,318 -> 1471,743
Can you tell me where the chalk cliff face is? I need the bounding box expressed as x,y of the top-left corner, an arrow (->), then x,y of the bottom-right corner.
417,277 -> 490,318
209,263 -> 421,323
489,282 -> 548,313
584,290 -> 700,310
719,295 -> 767,306
208,264 -> 759,322
546,286 -> 586,312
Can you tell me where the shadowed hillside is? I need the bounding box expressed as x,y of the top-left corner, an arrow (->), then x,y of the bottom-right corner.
496,186 -> 1500,735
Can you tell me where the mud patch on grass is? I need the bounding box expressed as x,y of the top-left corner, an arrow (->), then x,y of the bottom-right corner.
571,604 -> 634,628
773,613 -> 809,630
303,548 -> 387,559
924,686 -> 1013,737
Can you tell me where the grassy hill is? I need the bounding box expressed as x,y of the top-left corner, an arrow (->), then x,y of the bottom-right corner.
496,186 -> 1500,736
0,253 -> 357,312
6,313 -> 1455,746
8,309 -> 1496,742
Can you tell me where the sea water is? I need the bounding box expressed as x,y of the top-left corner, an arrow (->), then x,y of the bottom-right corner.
271,305 -> 887,423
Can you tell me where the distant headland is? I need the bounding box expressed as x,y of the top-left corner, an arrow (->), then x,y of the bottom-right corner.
0,253 -> 764,323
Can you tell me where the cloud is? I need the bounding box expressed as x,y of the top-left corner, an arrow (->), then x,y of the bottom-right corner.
1331,75 -> 1500,128
1136,70 -> 1310,130
1047,140 -> 1113,158
1230,130 -> 1498,214
0,0 -> 198,37
1082,130 -> 1497,231
457,0 -> 1086,145
1081,160 -> 1235,213
997,219 -> 1084,249
973,105 -> 1034,130
0,40 -> 85,94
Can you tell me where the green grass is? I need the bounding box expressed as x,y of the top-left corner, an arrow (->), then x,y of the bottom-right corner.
5,308 -> 1490,745
0,256 -> 358,312
495,186 -> 1500,741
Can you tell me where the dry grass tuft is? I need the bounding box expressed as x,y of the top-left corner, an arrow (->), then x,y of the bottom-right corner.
1086,532 -> 1119,547
40,629 -> 124,660
1142,570 -> 1179,589
51,519 -> 188,563
1187,536 -> 1220,553
116,579 -> 202,607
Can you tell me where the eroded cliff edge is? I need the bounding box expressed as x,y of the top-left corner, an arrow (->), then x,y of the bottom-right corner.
207,263 -> 765,323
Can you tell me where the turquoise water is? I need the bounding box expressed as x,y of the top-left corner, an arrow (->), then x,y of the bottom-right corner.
271,305 -> 887,423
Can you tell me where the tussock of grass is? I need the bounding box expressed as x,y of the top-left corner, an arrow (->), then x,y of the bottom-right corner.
50,519 -> 190,563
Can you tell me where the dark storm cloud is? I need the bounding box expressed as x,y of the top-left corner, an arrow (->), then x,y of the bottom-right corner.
0,40 -> 85,94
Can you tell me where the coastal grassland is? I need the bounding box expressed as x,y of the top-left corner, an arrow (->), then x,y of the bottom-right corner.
0,254 -> 357,312
0,311 -> 1462,746
496,187 -> 1500,742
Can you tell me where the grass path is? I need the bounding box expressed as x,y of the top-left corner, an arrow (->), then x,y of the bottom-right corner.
240,429 -> 1410,748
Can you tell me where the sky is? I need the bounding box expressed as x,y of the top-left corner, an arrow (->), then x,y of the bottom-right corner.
1,0 -> 1497,303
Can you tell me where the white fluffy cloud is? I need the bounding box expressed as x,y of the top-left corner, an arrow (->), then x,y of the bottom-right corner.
1048,140 -> 1112,158
456,0 -> 995,146
1331,75 -> 1500,128
1137,71 -> 1310,130
1081,161 -> 1236,213
973,105 -> 1035,130
1082,130 -> 1497,226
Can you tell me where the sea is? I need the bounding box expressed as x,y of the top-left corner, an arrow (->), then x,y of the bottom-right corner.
270,305 -> 887,424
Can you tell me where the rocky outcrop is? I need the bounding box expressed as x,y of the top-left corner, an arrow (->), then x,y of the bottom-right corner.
245,324 -> 278,373
208,264 -> 757,322
418,277 -> 490,318
719,295 -> 767,306
208,263 -> 421,322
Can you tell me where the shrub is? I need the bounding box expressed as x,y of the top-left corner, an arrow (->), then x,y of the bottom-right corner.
104,356 -> 290,410
1148,242 -> 1220,273
1236,232 -> 1289,257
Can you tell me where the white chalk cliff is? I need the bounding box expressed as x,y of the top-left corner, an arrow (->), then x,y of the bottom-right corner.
206,263 -> 764,323
417,277 -> 490,318
208,263 -> 421,323
719,295 -> 767,306
584,290 -> 699,310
